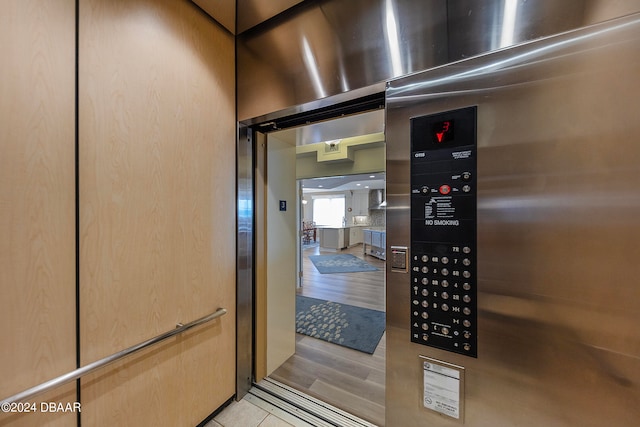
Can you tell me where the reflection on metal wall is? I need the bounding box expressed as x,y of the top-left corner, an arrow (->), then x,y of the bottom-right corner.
385,13 -> 640,426
238,0 -> 640,122
236,125 -> 254,399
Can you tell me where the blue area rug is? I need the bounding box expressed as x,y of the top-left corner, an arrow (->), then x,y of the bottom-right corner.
308,254 -> 378,274
302,241 -> 319,250
296,295 -> 385,354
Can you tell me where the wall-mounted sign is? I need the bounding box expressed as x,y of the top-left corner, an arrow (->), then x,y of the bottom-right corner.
279,200 -> 287,211
420,356 -> 465,422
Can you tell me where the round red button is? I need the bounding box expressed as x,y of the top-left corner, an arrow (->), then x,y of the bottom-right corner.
439,184 -> 451,195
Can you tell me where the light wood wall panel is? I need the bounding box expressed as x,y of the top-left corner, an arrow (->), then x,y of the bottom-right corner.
0,1 -> 77,426
78,0 -> 235,425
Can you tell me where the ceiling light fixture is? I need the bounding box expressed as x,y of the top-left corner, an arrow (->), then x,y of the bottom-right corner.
324,139 -> 342,151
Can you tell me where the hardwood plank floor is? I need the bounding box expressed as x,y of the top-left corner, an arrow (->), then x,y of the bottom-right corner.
270,243 -> 386,426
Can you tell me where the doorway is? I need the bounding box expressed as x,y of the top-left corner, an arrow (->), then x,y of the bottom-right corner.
255,109 -> 387,425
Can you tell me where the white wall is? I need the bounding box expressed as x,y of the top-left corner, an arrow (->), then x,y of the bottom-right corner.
266,134 -> 297,374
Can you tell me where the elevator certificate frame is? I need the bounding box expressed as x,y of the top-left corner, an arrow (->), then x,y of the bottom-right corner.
419,355 -> 465,422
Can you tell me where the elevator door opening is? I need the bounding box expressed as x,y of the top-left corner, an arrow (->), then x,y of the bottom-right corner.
254,109 -> 387,425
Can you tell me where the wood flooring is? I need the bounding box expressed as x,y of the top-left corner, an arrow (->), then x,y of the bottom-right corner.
270,243 -> 386,426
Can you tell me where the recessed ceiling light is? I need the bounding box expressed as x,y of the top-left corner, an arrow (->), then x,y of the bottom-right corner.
356,183 -> 361,186
318,185 -> 323,188
369,175 -> 375,178
365,186 -> 370,189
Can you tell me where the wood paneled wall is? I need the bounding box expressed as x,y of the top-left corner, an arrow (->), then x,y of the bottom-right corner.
1,1 -> 235,426
0,1 -> 77,426
78,0 -> 235,425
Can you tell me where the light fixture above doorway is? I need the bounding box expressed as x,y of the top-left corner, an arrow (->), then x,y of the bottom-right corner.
324,139 -> 342,151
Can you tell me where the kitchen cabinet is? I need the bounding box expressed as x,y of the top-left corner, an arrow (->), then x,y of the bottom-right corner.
363,229 -> 386,260
364,229 -> 372,246
349,226 -> 364,245
371,230 -> 382,248
351,191 -> 369,215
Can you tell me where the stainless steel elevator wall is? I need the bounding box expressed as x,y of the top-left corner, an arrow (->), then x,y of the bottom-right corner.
236,0 -> 640,420
385,13 -> 640,426
237,0 -> 640,122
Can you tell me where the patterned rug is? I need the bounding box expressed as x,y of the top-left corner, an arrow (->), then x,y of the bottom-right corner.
295,295 -> 385,354
308,254 -> 378,274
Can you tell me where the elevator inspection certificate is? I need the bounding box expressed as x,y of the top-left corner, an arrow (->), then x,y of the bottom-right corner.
422,358 -> 463,420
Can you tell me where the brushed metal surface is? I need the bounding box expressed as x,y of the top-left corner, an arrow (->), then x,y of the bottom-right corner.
238,0 -> 447,120
238,0 -> 640,121
271,109 -> 384,147
385,13 -> 640,427
236,124 -> 254,399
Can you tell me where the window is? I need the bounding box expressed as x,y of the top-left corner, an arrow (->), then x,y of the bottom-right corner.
312,196 -> 345,227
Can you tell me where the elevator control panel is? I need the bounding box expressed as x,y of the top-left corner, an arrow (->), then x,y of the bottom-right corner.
410,106 -> 477,357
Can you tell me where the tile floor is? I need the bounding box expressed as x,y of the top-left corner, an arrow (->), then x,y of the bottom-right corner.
205,398 -> 300,427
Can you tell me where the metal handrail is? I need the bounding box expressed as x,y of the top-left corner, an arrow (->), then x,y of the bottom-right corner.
1,307 -> 227,405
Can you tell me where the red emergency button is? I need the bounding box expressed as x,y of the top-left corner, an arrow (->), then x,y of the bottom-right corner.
439,184 -> 451,195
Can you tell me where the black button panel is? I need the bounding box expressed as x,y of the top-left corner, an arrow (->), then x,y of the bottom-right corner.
410,106 -> 477,358
410,243 -> 476,356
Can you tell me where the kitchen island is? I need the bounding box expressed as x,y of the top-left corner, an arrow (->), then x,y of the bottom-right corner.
363,228 -> 386,260
318,226 -> 366,250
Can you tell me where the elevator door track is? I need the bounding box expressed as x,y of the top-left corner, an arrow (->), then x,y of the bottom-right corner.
248,378 -> 378,427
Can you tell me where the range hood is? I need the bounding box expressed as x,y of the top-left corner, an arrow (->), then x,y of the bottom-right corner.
369,189 -> 386,209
